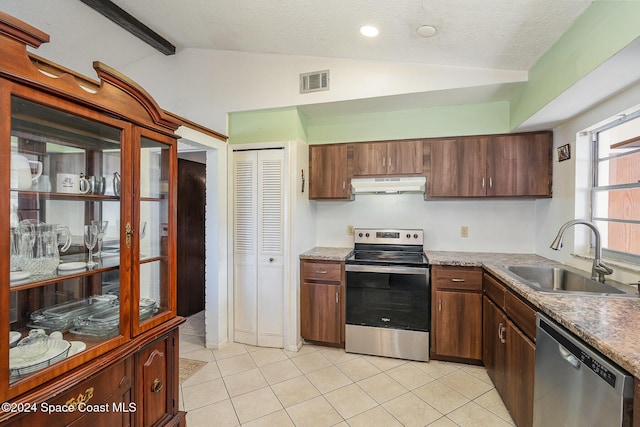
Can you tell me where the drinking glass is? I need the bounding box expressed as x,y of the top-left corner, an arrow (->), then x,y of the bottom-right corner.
91,220 -> 109,256
84,224 -> 98,267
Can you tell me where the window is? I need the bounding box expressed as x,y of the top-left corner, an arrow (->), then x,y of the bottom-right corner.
592,112 -> 640,261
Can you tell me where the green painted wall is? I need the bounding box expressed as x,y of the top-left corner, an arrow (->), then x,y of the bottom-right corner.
510,0 -> 640,129
228,107 -> 307,144
229,101 -> 510,145
305,101 -> 510,144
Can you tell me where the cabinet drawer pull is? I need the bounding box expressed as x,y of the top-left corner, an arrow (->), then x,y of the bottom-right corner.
315,270 -> 328,274
451,278 -> 466,282
151,378 -> 164,393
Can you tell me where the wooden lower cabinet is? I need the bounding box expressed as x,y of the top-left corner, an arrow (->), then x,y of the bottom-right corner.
431,266 -> 483,362
506,320 -> 535,427
483,273 -> 536,427
432,290 -> 482,360
300,260 -> 345,345
2,321 -> 185,427
483,296 -> 507,393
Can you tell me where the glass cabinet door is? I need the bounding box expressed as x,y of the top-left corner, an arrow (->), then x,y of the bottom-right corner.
6,94 -> 129,387
134,133 -> 175,333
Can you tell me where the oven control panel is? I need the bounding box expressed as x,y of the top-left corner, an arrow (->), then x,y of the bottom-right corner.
354,228 -> 423,245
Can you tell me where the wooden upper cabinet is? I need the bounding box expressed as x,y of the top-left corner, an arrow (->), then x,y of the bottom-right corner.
429,131 -> 552,198
430,137 -> 488,197
354,140 -> 423,176
487,132 -> 552,197
309,144 -> 351,200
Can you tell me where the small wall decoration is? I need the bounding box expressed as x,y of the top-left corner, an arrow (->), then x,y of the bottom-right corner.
557,144 -> 571,162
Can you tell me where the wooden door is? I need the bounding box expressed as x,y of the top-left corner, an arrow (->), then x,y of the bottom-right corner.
506,321 -> 535,427
300,282 -> 341,343
388,140 -> 423,175
433,290 -> 482,359
487,133 -> 552,196
353,142 -> 388,176
483,297 -> 507,395
309,144 -> 350,199
177,158 -> 205,317
430,137 -> 488,197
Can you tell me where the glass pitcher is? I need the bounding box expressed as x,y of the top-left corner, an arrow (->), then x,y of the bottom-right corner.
19,220 -> 72,275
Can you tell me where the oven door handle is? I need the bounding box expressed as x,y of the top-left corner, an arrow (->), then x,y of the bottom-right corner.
345,264 -> 429,275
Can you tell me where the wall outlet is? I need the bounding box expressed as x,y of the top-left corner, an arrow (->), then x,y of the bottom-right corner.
460,226 -> 469,238
347,225 -> 355,235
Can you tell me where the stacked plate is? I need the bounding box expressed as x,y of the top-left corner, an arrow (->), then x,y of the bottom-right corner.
10,339 -> 71,380
29,295 -> 118,332
70,298 -> 158,338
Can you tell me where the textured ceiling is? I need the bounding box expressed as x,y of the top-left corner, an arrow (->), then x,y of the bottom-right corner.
108,0 -> 591,71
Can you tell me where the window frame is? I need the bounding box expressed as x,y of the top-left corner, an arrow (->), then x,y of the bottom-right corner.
591,110 -> 640,263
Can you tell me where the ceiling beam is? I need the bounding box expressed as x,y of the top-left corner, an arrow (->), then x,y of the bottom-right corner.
79,0 -> 175,55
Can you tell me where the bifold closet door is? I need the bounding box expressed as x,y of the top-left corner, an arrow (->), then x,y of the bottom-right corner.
233,149 -> 285,347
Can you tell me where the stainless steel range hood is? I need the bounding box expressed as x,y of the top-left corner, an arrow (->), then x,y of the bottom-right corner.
351,176 -> 426,194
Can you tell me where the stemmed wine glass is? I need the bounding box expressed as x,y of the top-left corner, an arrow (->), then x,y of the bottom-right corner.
84,224 -> 98,267
91,220 -> 109,256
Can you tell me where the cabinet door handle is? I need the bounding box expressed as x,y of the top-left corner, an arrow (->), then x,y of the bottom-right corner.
489,177 -> 493,188
382,157 -> 386,167
482,178 -> 485,189
336,291 -> 339,304
342,181 -> 346,189
388,157 -> 392,169
451,278 -> 465,282
498,323 -> 506,344
438,299 -> 442,312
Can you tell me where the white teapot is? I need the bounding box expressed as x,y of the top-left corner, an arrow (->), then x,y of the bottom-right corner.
11,153 -> 42,190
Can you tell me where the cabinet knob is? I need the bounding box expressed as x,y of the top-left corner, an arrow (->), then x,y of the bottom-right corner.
151,378 -> 164,393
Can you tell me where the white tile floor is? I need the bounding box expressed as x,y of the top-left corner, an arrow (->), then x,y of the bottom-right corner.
179,312 -> 514,427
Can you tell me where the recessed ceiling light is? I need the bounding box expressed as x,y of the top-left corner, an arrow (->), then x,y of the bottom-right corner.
360,25 -> 379,38
416,25 -> 437,38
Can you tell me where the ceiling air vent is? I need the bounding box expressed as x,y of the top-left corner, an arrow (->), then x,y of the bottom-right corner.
300,70 -> 329,94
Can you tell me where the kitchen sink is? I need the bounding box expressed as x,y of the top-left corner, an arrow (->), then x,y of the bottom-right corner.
499,265 -> 638,297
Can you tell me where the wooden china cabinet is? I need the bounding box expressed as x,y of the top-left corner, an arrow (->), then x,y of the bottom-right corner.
0,12 -> 185,426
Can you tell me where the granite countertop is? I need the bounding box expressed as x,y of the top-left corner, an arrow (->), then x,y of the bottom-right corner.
300,247 -> 640,377
429,250 -> 640,379
299,247 -> 353,261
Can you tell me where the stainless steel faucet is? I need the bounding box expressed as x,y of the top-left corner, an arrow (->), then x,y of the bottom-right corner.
550,219 -> 613,283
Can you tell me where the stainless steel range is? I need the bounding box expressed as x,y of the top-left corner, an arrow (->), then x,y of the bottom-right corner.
345,228 -> 430,362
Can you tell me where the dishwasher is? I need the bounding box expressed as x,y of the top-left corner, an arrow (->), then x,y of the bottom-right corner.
533,313 -> 633,427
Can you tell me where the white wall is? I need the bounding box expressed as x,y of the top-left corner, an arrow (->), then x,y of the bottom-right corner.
314,194 -> 538,253
535,80 -> 640,282
121,48 -> 526,134
175,126 -> 229,349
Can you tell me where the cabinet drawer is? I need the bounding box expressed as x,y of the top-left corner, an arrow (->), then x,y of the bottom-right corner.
505,291 -> 537,342
434,266 -> 482,291
6,359 -> 133,427
302,261 -> 342,282
483,273 -> 506,306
